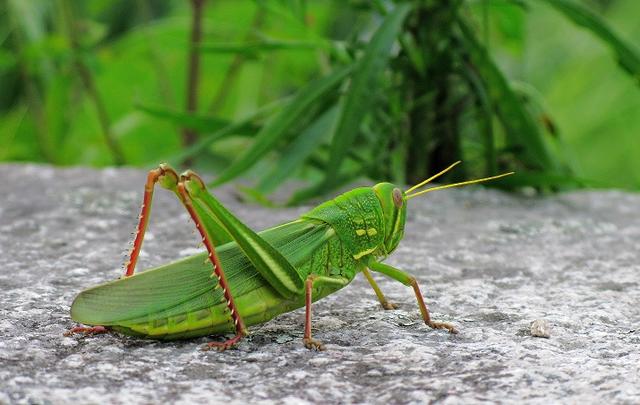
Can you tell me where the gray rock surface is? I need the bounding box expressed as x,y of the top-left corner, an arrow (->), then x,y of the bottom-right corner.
0,164 -> 639,404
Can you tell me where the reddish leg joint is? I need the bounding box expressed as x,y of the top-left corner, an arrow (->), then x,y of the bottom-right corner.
202,334 -> 244,352
177,178 -> 247,351
64,325 -> 109,336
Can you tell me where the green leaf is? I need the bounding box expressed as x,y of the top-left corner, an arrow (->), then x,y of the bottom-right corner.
211,64 -> 353,186
496,171 -> 605,189
236,185 -> 277,207
77,18 -> 108,48
286,169 -> 364,206
459,59 -> 496,175
136,104 -> 238,133
164,97 -> 290,165
257,105 -> 340,194
280,0 -> 308,22
199,39 -> 319,58
537,0 -> 640,85
458,19 -> 560,172
491,0 -> 526,54
321,3 -> 411,191
0,48 -> 17,71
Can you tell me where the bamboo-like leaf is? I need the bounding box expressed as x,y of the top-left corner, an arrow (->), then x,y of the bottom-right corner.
321,3 -> 411,190
257,105 -> 340,194
458,19 -> 560,171
211,64 -> 353,187
538,0 -> 640,85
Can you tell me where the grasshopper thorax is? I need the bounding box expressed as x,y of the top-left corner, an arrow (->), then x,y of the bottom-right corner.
372,182 -> 407,256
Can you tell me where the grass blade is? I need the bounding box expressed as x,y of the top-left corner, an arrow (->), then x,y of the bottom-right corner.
161,97 -> 289,165
538,0 -> 640,84
287,170 -> 364,206
458,19 -> 560,171
321,3 -> 411,190
496,171 -> 606,189
137,103 -> 247,133
211,64 -> 353,186
256,105 -> 340,194
458,58 -> 496,175
199,39 -> 320,58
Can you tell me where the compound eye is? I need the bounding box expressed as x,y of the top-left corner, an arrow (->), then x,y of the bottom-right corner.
392,188 -> 403,208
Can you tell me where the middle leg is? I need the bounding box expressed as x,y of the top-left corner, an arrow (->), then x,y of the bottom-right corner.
304,275 -> 349,350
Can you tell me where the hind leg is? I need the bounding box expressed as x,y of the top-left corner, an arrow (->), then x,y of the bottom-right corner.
177,172 -> 248,351
65,165 -> 180,337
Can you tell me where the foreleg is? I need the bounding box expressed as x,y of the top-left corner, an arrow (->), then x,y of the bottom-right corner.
368,260 -> 457,334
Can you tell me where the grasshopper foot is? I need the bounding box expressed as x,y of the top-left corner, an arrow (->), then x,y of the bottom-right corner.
202,335 -> 243,352
427,321 -> 458,334
381,301 -> 399,310
303,338 -> 325,351
64,325 -> 109,337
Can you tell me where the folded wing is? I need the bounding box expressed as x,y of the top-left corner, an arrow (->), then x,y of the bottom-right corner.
71,219 -> 333,325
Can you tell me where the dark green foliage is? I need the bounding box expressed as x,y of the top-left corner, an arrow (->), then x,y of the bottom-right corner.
1,0 -> 639,199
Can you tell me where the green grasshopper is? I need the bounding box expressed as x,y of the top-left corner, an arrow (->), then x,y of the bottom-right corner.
66,161 -> 512,350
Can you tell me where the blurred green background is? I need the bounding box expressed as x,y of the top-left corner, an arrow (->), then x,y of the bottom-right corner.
1,0 -> 638,203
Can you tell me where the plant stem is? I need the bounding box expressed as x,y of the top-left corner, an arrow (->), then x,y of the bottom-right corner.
60,0 -> 125,165
138,0 -> 175,106
77,63 -> 126,165
482,0 -> 490,51
15,45 -> 56,163
183,0 -> 206,156
8,6 -> 56,163
207,6 -> 266,114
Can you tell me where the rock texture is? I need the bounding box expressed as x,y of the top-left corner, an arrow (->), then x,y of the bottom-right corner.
0,164 -> 639,404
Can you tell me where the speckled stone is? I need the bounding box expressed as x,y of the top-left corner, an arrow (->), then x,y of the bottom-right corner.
530,319 -> 551,338
1,164 -> 639,404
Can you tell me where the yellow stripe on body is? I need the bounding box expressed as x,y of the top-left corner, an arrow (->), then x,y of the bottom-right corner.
353,247 -> 377,260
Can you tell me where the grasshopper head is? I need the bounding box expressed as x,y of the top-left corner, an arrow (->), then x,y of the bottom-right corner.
373,182 -> 407,255
377,162 -> 514,255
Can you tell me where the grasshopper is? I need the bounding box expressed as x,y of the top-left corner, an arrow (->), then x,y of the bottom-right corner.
66,161 -> 512,350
